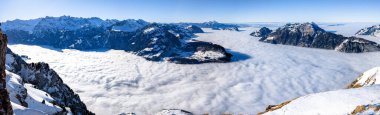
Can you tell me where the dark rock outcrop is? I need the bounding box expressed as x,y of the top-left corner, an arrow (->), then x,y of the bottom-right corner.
0,24 -> 13,115
356,24 -> 380,37
250,27 -> 272,37
6,49 -> 93,114
259,22 -> 380,53
3,16 -> 233,64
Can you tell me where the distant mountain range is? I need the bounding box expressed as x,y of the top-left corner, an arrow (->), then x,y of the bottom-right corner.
251,22 -> 380,53
1,16 -> 235,64
175,21 -> 240,31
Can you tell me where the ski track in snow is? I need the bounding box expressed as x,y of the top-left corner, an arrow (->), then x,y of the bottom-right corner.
7,23 -> 380,114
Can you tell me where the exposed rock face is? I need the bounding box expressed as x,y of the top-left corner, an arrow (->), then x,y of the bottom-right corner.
351,104 -> 380,115
185,25 -> 204,33
3,16 -> 233,64
0,24 -> 13,115
250,27 -> 272,37
6,49 -> 93,114
6,70 -> 64,114
260,23 -> 380,53
356,25 -> 380,37
347,67 -> 380,88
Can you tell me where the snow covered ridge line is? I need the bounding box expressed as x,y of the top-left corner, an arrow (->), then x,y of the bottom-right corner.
253,22 -> 380,53
260,67 -> 380,115
356,24 -> 380,37
2,16 -> 233,64
5,48 -> 94,114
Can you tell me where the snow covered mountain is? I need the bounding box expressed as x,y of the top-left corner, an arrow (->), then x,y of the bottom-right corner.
2,16 -> 232,64
6,70 -> 64,114
1,18 -> 42,33
0,27 -> 93,114
260,67 -> 380,115
356,24 -> 380,37
6,48 -> 93,114
256,23 -> 380,53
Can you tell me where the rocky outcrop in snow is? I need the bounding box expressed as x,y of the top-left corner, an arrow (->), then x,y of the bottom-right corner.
259,22 -> 380,53
6,48 -> 93,114
3,16 -> 233,64
351,104 -> 380,115
356,24 -> 380,37
347,67 -> 380,88
250,27 -> 272,37
6,70 -> 65,114
0,24 -> 13,115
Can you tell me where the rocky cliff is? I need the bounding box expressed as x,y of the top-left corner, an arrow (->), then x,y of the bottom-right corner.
6,48 -> 94,114
0,24 -> 13,115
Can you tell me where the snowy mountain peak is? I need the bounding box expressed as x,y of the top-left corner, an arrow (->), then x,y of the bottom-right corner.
347,67 -> 380,88
356,24 -> 380,37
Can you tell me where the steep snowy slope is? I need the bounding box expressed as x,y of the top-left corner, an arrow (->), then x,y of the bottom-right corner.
6,70 -> 64,114
8,23 -> 380,114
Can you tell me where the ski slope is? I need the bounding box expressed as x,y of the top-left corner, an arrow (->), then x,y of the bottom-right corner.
7,23 -> 380,114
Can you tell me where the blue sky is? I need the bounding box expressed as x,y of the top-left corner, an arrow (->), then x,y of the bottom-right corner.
0,0 -> 379,23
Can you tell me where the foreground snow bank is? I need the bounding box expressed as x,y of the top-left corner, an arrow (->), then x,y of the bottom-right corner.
262,67 -> 380,115
262,85 -> 380,115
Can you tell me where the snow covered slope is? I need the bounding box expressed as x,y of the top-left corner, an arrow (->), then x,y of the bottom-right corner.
260,67 -> 380,115
7,23 -> 380,114
261,85 -> 380,115
6,70 -> 64,115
